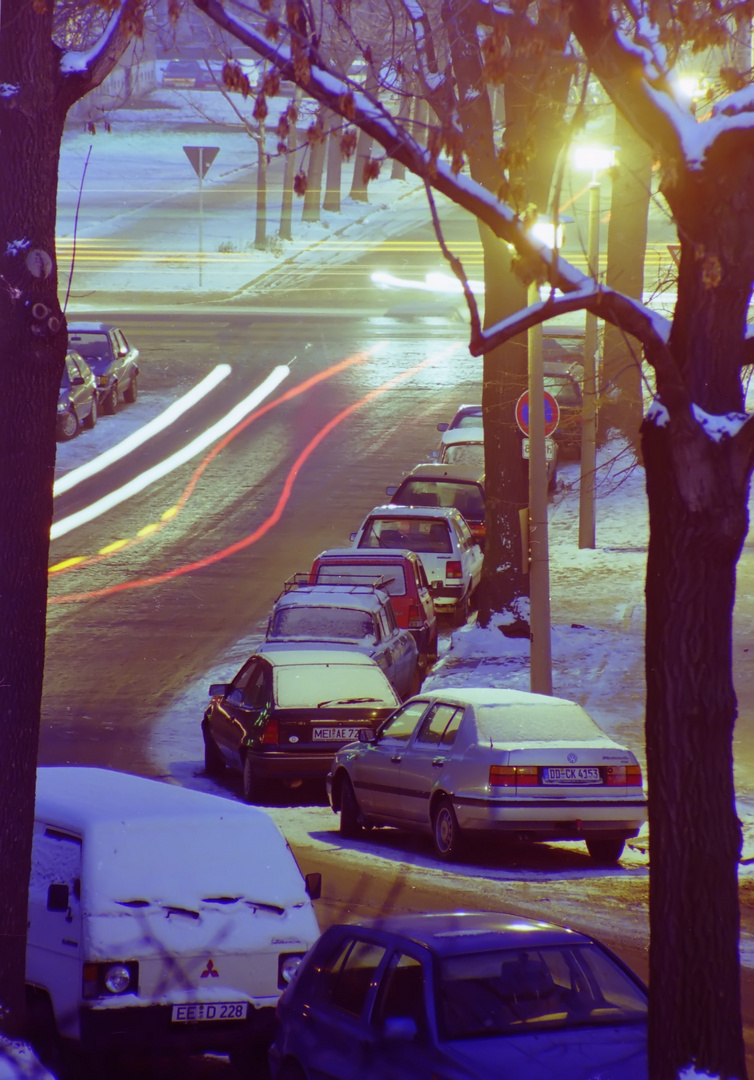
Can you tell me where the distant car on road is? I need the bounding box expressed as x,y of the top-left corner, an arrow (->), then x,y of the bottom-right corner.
350,505 -> 483,624
308,548 -> 438,670
57,350 -> 98,441
269,910 -> 648,1080
265,581 -> 421,699
202,646 -> 400,803
327,686 -> 646,863
386,463 -> 487,550
67,322 -> 139,415
161,58 -> 207,88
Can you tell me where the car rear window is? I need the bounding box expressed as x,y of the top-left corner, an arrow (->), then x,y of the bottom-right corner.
543,374 -> 581,407
315,564 -> 407,596
269,607 -> 375,641
67,333 -> 111,362
454,412 -> 482,428
359,518 -> 452,554
274,665 -> 399,708
473,702 -> 609,744
396,481 -> 485,520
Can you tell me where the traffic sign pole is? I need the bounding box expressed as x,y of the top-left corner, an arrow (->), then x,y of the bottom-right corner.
183,146 -> 220,289
527,281 -> 553,695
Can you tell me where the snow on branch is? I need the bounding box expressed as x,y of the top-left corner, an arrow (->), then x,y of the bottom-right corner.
58,0 -> 143,107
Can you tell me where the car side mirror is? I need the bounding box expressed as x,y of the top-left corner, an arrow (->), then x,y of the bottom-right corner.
208,683 -> 229,697
47,883 -> 70,913
304,872 -> 322,900
383,1017 -> 418,1041
385,485 -> 397,497
72,376 -> 85,386
358,729 -> 376,743
350,532 -> 357,542
437,422 -> 449,432
428,449 -> 439,460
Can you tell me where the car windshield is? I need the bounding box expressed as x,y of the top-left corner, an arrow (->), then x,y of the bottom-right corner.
274,665 -> 398,708
395,481 -> 485,520
442,444 -> 485,467
68,332 -> 111,363
358,518 -> 452,554
269,607 -> 375,642
315,565 -> 407,596
438,943 -> 647,1040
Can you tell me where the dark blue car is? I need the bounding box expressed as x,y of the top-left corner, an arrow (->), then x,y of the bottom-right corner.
269,911 -> 647,1080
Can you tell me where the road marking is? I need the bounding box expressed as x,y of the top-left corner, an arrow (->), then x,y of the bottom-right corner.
51,365 -> 290,540
54,364 -> 233,497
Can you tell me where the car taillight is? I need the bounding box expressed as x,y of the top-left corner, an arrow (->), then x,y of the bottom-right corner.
262,717 -> 280,745
605,764 -> 643,786
445,560 -> 463,580
407,603 -> 423,628
489,765 -> 538,787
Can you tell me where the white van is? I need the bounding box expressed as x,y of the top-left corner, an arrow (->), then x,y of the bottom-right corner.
26,768 -> 321,1071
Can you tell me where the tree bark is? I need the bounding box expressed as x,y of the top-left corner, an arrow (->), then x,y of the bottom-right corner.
323,112 -> 343,213
254,134 -> 267,247
279,88 -> 302,242
302,108 -> 328,223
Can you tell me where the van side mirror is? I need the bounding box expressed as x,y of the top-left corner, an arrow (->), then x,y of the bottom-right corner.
47,883 -> 70,912
304,872 -> 321,901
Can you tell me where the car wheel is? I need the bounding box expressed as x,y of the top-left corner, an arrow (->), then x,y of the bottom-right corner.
82,395 -> 98,430
340,777 -> 363,839
242,753 -> 269,804
57,408 -> 79,441
452,592 -> 470,627
101,385 -> 118,415
202,723 -> 225,777
278,1060 -> 307,1080
585,837 -> 625,864
229,1042 -> 270,1078
432,796 -> 463,860
123,374 -> 138,403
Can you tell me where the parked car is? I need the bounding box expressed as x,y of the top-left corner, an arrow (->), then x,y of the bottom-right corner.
436,403 -> 482,434
544,359 -> 584,457
386,463 -> 486,550
350,505 -> 483,624
265,581 -> 421,699
57,350 -> 97,441
161,58 -> 207,88
434,418 -> 558,488
202,646 -> 401,803
309,548 -> 438,668
66,322 -> 139,415
268,910 -> 648,1080
327,686 -> 646,864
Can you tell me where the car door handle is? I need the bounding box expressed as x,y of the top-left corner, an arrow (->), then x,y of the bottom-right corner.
390,754 -> 403,763
432,757 -> 446,768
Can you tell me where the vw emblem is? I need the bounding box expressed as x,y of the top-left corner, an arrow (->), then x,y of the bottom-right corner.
567,752 -> 577,764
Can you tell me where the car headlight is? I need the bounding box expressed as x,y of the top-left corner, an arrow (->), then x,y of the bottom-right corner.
104,964 -> 133,994
278,953 -> 304,988
82,960 -> 139,998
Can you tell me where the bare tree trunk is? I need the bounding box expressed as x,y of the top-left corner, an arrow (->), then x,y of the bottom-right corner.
254,134 -> 267,247
302,108 -> 327,222
350,70 -> 377,202
279,88 -> 302,242
601,110 -> 652,447
391,79 -> 412,180
0,0 -> 69,1035
323,112 -> 343,212
411,93 -> 428,148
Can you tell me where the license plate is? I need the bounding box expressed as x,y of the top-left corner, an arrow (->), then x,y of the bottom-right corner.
542,766 -> 601,785
171,1002 -> 248,1023
313,726 -> 365,741
521,438 -> 556,461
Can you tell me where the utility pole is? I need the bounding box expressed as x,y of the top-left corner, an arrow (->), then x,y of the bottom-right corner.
527,280 -> 553,695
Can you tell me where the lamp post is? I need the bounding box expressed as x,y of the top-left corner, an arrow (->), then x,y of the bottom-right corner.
571,145 -> 615,550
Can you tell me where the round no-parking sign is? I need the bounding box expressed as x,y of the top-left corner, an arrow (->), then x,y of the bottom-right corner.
515,390 -> 560,436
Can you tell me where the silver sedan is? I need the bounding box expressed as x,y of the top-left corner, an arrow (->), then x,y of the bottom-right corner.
327,687 -> 647,864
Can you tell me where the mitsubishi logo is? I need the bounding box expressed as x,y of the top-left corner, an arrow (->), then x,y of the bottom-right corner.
201,959 -> 219,978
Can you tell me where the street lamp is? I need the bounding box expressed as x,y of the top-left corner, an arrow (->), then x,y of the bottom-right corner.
571,144 -> 615,550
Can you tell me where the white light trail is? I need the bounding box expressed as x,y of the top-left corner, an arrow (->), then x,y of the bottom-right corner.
54,364 -> 233,496
51,365 -> 291,540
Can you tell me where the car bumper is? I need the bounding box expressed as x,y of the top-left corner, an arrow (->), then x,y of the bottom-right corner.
78,1001 -> 275,1055
454,795 -> 647,838
248,749 -> 343,783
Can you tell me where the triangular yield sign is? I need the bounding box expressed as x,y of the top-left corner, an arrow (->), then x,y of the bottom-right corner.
183,145 -> 220,179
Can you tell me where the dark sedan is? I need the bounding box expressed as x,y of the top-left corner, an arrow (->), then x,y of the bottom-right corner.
67,322 -> 139,415
202,645 -> 400,803
268,910 -> 648,1080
